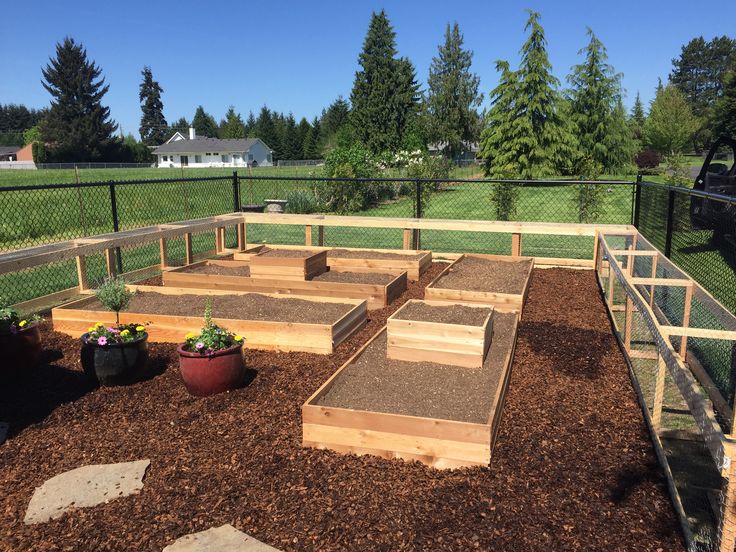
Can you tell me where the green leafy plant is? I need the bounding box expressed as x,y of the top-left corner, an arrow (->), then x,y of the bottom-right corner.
0,295 -> 41,336
182,299 -> 243,355
285,189 -> 320,214
85,322 -> 147,346
574,156 -> 605,223
95,276 -> 133,326
489,164 -> 519,221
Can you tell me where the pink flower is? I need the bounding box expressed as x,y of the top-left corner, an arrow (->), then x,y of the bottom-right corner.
195,342 -> 205,350
108,327 -> 119,333
97,336 -> 108,346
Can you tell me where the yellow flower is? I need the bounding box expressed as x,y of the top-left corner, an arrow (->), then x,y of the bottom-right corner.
18,320 -> 27,328
185,332 -> 195,340
95,322 -> 104,328
120,329 -> 130,337
135,325 -> 145,332
88,326 -> 96,332
234,335 -> 243,342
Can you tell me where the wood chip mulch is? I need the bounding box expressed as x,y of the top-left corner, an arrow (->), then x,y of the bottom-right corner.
0,264 -> 685,551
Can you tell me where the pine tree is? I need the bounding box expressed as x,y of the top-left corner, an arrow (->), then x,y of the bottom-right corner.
170,117 -> 189,136
426,22 -> 482,159
479,61 -> 522,177
244,110 -> 256,137
41,37 -> 118,161
253,106 -> 279,156
191,105 -> 218,138
296,117 -> 311,160
644,85 -> 698,154
712,64 -> 736,139
281,113 -> 301,160
138,66 -> 167,145
630,91 -> 646,142
604,99 -> 636,171
567,29 -> 631,172
350,10 -> 420,153
220,106 -> 246,139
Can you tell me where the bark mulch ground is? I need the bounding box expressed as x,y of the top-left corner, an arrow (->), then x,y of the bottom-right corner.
393,301 -> 491,326
71,292 -> 354,324
0,265 -> 685,551
434,255 -> 532,295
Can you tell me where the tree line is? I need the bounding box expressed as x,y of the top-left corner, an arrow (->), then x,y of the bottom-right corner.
1,11 -> 734,167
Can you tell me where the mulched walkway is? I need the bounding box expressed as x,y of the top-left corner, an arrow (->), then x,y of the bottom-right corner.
0,265 -> 685,551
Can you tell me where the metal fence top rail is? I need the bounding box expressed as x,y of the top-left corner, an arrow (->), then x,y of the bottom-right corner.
0,175 -> 235,193
640,179 -> 736,204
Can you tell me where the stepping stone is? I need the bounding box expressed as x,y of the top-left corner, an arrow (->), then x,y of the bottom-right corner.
163,524 -> 279,552
0,422 -> 7,445
24,459 -> 150,524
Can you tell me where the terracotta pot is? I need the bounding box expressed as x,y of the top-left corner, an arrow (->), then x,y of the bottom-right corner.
1,323 -> 42,378
80,333 -> 149,386
177,343 -> 245,397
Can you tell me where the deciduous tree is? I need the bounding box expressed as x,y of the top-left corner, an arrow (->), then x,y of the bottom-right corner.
644,85 -> 698,154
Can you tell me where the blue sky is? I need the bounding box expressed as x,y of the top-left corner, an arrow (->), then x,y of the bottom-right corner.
2,0 -> 735,137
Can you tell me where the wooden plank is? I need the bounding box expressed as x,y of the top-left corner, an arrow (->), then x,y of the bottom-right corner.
215,226 -> 225,254
610,249 -> 659,257
628,349 -> 659,360
104,248 -> 116,277
403,228 -> 411,250
158,238 -> 168,269
76,255 -> 88,292
12,286 -> 81,315
511,233 -> 521,256
686,351 -> 733,424
649,255 -> 658,307
184,233 -> 193,265
305,225 -> 312,246
659,326 -> 736,340
680,283 -> 693,358
236,222 -> 246,251
317,225 -> 324,246
630,276 -> 693,287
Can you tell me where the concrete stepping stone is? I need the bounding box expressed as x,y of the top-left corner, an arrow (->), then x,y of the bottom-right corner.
24,459 -> 150,524
0,422 -> 7,445
163,524 -> 279,552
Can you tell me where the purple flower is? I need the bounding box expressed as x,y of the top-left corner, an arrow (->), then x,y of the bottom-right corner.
108,327 -> 119,333
195,341 -> 205,350
10,324 -> 17,335
97,336 -> 108,346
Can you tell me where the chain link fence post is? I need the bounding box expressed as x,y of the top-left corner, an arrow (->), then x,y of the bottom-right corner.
108,180 -> 123,274
413,179 -> 422,250
633,173 -> 642,227
664,188 -> 676,258
232,170 -> 241,213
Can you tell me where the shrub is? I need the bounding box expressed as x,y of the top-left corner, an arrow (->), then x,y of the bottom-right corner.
574,157 -> 605,223
0,295 -> 41,336
182,299 -> 243,355
406,154 -> 451,213
489,164 -> 519,221
95,276 -> 133,326
285,189 -> 320,214
635,149 -> 663,174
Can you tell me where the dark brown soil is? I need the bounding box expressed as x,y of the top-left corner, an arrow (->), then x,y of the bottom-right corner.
259,248 -> 314,258
312,270 -> 396,285
394,301 -> 491,326
184,263 -> 251,276
434,255 -> 532,294
0,265 -> 684,552
73,291 -> 354,324
317,313 -> 514,423
328,248 -> 424,260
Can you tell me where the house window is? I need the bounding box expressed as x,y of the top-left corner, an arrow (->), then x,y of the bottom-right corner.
162,155 -> 168,162
195,155 -> 202,163
205,152 -> 211,156
248,153 -> 253,161
221,154 -> 229,163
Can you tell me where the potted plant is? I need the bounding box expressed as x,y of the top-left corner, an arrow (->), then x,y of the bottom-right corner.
80,277 -> 148,386
177,300 -> 245,397
0,297 -> 42,378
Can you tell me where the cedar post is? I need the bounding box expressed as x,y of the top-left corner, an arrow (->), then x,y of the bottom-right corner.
76,255 -> 89,291
305,225 -> 313,246
511,233 -> 522,256
680,283 -> 693,359
237,223 -> 246,251
607,266 -> 616,308
215,227 -> 225,254
104,248 -> 117,277
718,460 -> 736,552
651,354 -> 666,431
317,225 -> 324,246
184,233 -> 194,265
159,238 -> 168,269
649,255 -> 658,307
403,229 -> 411,250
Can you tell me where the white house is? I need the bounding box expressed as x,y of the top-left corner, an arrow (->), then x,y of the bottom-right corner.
153,128 -> 273,168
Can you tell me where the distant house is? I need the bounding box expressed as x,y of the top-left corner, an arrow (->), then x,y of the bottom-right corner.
153,128 -> 273,168
0,146 -> 20,161
427,141 -> 479,162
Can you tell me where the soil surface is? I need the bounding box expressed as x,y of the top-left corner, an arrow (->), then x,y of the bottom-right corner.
317,314 -> 514,422
328,248 -> 425,260
312,270 -> 396,285
183,263 -> 251,277
259,249 -> 314,258
394,301 -> 491,326
72,292 -> 354,324
434,255 -> 532,294
1,265 -> 685,551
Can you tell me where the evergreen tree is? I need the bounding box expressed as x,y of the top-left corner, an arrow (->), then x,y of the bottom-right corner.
426,22 -> 482,159
0,104 -> 47,146
244,110 -> 256,137
296,117 -> 311,159
220,106 -> 246,139
630,91 -> 646,142
644,85 -> 698,154
320,97 -> 350,139
41,37 -> 118,161
350,10 -> 420,153
712,65 -> 736,139
567,29 -> 631,172
254,106 -> 279,157
138,66 -> 167,145
170,117 -> 189,136
604,99 -> 636,171
191,105 -> 218,137
280,113 -> 301,160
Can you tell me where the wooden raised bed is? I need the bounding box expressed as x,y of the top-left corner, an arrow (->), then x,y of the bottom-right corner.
251,249 -> 327,280
425,254 -> 534,314
162,260 -> 407,310
51,286 -> 367,354
387,299 -> 494,368
302,313 -> 518,469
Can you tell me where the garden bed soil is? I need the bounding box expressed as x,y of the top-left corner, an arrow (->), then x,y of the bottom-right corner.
74,292 -> 352,324
393,301 -> 490,326
316,313 -> 515,423
327,249 -> 425,260
185,263 -> 250,276
1,264 -> 685,551
312,271 -> 395,285
434,255 -> 532,295
259,248 -> 314,258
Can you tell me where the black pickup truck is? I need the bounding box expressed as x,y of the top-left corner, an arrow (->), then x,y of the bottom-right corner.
689,137 -> 736,241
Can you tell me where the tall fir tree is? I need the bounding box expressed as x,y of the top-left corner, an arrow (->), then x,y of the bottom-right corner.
296,117 -> 311,159
138,66 -> 167,145
630,91 -> 646,142
244,110 -> 256,137
254,106 -> 279,157
170,117 -> 189,136
712,64 -> 736,139
644,85 -> 698,154
567,29 -> 632,172
426,22 -> 482,159
220,106 -> 246,139
604,98 -> 637,170
350,10 -> 420,153
280,113 -> 301,160
302,117 -> 321,159
41,37 -> 118,161
191,105 -> 218,137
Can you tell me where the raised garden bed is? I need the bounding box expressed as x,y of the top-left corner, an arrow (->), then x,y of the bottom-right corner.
162,260 -> 407,310
425,254 -> 534,314
232,246 -> 327,280
51,286 -> 367,354
326,248 -> 432,281
302,312 -> 518,469
387,299 -> 494,368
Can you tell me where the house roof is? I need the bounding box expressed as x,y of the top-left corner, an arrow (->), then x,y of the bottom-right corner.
0,146 -> 21,156
427,141 -> 479,153
154,137 -> 267,154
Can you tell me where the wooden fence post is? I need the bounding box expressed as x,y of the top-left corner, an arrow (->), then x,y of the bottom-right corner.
237,223 -> 246,251
184,233 -> 194,265
680,283 -> 693,359
651,355 -> 666,431
104,249 -> 117,277
649,255 -> 658,307
159,238 -> 168,269
76,255 -> 88,291
403,229 -> 411,250
511,233 -> 522,256
215,227 -> 225,254
305,225 -> 313,246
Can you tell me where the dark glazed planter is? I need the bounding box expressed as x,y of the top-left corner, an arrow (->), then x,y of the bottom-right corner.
177,343 -> 245,397
241,204 -> 265,213
80,333 -> 149,386
1,323 -> 42,378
